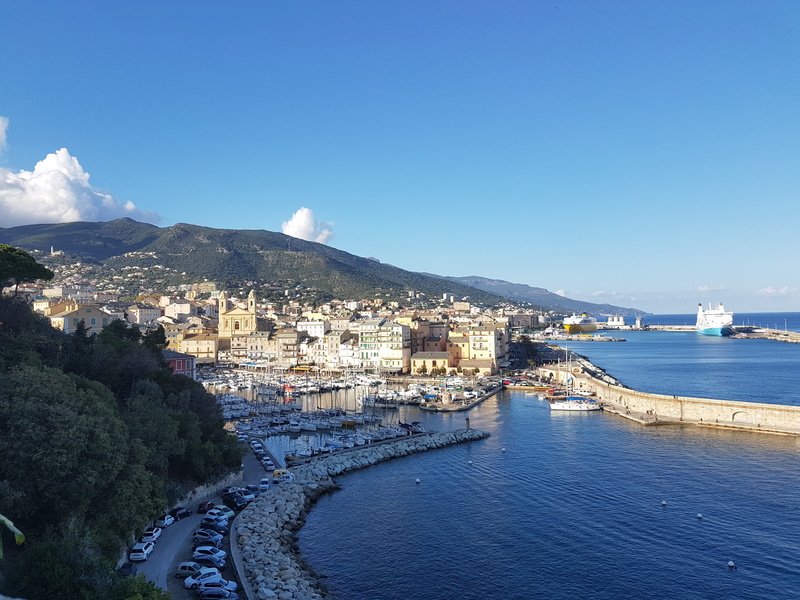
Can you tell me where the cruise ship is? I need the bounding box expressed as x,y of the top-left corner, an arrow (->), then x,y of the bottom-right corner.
696,302 -> 734,336
562,314 -> 598,334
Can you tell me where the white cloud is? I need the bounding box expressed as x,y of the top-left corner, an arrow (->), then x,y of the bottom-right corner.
757,286 -> 796,297
554,289 -> 567,297
0,148 -> 159,227
0,116 -> 8,151
590,290 -> 623,298
281,207 -> 334,244
697,285 -> 725,292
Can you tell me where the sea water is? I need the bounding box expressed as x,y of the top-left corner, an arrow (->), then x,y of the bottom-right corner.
294,313 -> 800,600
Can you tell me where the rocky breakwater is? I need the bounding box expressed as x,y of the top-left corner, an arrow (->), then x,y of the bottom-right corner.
233,428 -> 490,600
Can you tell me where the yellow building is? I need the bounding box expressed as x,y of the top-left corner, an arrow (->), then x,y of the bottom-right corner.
218,290 -> 258,339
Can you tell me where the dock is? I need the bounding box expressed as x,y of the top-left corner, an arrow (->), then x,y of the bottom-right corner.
419,385 -> 503,412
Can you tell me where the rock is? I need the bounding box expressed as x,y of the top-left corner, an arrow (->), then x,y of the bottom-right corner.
236,429 -> 489,599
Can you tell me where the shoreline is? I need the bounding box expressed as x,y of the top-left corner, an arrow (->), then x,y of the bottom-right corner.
231,428 -> 490,600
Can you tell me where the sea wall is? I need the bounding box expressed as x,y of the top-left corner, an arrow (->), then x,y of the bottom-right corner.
231,429 -> 491,600
537,365 -> 800,434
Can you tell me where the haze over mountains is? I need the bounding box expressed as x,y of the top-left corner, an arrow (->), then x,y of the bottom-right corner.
0,218 -> 645,315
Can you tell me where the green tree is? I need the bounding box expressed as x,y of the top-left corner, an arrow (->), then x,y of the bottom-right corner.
0,245 -> 54,292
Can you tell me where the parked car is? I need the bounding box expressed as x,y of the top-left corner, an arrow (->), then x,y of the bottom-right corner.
207,507 -> 233,521
197,501 -> 216,513
196,578 -> 238,593
199,517 -> 229,535
222,493 -> 247,511
193,529 -> 224,547
212,505 -> 236,520
170,506 -> 193,520
272,471 -> 295,484
175,561 -> 207,579
259,477 -> 271,491
140,527 -> 162,542
118,562 -> 138,576
235,488 -> 255,502
184,567 -> 223,589
193,545 -> 227,561
199,589 -> 239,600
195,554 -> 227,570
129,541 -> 155,561
245,484 -> 262,498
155,514 -> 175,528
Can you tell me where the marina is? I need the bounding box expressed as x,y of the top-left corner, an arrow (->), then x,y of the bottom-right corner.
289,314 -> 800,600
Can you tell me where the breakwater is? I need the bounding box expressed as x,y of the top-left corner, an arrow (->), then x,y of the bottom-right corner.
537,362 -> 800,435
231,428 -> 490,600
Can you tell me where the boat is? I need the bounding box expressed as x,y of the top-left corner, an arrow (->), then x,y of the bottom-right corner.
696,302 -> 734,336
549,354 -> 602,412
562,314 -> 598,334
549,397 -> 602,411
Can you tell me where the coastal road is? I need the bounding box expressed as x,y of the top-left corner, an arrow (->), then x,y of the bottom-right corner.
136,449 -> 270,596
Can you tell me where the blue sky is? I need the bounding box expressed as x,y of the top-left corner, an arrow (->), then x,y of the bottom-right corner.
1,1 -> 798,314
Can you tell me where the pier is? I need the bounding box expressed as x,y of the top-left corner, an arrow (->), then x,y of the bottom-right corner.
418,384 -> 503,412
536,362 -> 800,436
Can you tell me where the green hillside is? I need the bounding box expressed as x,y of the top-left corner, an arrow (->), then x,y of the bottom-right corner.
0,219 -> 504,304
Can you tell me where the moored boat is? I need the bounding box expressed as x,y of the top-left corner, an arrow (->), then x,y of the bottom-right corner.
696,302 -> 734,336
562,314 -> 598,334
549,397 -> 602,411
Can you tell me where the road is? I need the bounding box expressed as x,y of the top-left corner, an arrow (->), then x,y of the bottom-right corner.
135,448 -> 271,597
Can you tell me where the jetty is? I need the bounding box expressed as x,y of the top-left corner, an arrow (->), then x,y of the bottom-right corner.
536,359 -> 800,436
229,428 -> 490,600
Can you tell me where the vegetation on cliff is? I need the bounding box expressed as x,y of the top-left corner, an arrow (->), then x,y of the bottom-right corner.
0,249 -> 243,600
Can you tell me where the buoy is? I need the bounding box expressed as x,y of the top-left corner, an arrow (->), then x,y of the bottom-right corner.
468,460 -> 473,465
662,501 -> 667,506
415,478 -> 421,484
501,447 -> 506,452
697,513 -> 703,520
728,561 -> 736,569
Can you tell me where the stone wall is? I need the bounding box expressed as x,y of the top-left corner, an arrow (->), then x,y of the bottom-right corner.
231,429 -> 490,600
537,365 -> 800,433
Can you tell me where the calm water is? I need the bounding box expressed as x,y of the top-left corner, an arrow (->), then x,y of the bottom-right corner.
291,312 -> 800,600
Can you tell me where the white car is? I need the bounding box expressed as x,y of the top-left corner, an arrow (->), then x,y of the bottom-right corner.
197,578 -> 239,593
129,541 -> 155,561
156,514 -> 175,528
140,527 -> 162,542
259,477 -> 271,491
211,505 -> 235,520
193,545 -> 228,561
184,567 -> 223,589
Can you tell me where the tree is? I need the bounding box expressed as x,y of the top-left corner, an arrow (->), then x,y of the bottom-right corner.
0,245 -> 54,292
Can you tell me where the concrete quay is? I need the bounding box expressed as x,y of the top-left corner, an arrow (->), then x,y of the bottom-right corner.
418,384 -> 502,412
230,428 -> 490,600
536,363 -> 800,436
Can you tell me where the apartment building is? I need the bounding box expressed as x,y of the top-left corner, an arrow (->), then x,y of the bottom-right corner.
358,317 -> 411,373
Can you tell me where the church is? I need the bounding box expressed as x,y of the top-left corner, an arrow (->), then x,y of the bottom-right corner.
217,290 -> 259,339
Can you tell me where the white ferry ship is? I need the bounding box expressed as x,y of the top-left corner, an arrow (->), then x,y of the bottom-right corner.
696,302 -> 734,336
562,314 -> 598,334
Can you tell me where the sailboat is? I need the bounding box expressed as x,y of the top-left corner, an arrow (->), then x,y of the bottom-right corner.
549,351 -> 602,412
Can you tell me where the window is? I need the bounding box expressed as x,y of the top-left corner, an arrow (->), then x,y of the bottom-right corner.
90,317 -> 97,326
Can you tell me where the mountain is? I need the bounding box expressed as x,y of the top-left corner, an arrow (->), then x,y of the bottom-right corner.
0,219 -> 645,314
0,219 -> 503,304
428,275 -> 647,316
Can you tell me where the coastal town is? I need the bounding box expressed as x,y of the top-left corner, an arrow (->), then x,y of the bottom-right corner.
15,251 -> 563,379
